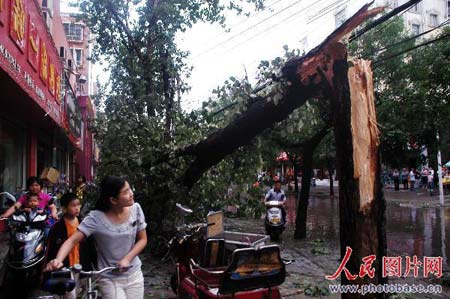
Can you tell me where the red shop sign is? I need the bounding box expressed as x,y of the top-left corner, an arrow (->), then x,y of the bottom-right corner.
9,0 -> 26,52
0,0 -> 7,27
27,15 -> 39,70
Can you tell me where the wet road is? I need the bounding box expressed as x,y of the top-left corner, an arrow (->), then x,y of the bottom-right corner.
2,186 -> 450,298
285,189 -> 450,269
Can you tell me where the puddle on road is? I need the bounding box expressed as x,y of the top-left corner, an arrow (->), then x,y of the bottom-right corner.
285,192 -> 450,269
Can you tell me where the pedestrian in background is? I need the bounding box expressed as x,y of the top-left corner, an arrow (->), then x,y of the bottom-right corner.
409,169 -> 416,191
420,167 -> 428,189
393,168 -> 400,191
401,168 -> 409,190
427,172 -> 434,196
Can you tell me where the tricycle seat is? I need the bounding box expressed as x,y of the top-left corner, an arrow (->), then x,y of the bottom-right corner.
190,245 -> 285,295
220,245 -> 285,294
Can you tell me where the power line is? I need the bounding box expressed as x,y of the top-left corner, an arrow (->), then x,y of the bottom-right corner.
306,0 -> 350,24
191,0 -> 307,60
224,0 -> 286,29
373,31 -> 450,66
197,0 -> 287,49
371,2 -> 413,35
349,0 -> 422,42
188,1 -> 440,112
216,0 -> 326,57
194,2 -> 382,113
208,28 -> 450,116
361,18 -> 450,59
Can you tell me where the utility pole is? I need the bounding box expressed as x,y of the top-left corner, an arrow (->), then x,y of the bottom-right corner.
437,132 -> 444,205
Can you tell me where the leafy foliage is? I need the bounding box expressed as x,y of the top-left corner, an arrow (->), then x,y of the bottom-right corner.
72,0 -> 269,238
350,18 -> 450,168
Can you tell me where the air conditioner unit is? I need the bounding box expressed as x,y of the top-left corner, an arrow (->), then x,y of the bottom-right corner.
78,74 -> 87,84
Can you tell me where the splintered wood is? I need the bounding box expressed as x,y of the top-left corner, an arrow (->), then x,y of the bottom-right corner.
348,59 -> 380,213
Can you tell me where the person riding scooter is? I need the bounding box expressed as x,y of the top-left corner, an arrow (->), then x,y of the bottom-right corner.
264,177 -> 286,241
264,178 -> 286,220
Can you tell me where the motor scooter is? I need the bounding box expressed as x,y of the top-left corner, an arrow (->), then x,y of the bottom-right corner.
164,203 -> 286,299
264,200 -> 285,241
2,209 -> 48,284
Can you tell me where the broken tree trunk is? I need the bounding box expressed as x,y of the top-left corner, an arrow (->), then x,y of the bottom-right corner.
330,57 -> 387,298
179,3 -> 384,189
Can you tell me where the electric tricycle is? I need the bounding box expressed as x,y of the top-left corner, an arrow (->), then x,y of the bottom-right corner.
163,203 -> 287,299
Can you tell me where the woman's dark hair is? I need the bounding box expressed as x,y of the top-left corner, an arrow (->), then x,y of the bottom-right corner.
95,176 -> 126,212
77,175 -> 86,183
26,176 -> 43,189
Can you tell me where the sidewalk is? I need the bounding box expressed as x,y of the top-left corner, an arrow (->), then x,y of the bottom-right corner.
308,179 -> 450,208
382,185 -> 450,208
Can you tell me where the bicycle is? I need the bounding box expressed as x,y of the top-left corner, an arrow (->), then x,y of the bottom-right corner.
39,264 -> 125,299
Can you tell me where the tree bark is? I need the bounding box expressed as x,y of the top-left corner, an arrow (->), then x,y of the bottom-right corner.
162,50 -> 174,142
294,147 -> 313,239
181,84 -> 316,189
294,126 -> 330,239
330,58 -> 387,298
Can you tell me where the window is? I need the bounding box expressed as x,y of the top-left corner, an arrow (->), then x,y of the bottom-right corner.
430,14 -> 438,26
411,24 -> 420,35
411,4 -> 420,13
42,11 -> 51,31
63,23 -> 83,41
71,48 -> 83,66
335,8 -> 347,28
59,46 -> 65,58
448,1 -> 450,18
42,0 -> 52,8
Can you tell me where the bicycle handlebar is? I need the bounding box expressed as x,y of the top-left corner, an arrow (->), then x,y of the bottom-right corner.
55,265 -> 131,277
77,266 -> 120,276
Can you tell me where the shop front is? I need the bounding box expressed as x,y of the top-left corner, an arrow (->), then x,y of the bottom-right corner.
0,0 -> 75,193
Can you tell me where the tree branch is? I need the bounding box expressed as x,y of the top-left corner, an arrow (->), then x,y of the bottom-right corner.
104,0 -> 144,62
275,125 -> 332,150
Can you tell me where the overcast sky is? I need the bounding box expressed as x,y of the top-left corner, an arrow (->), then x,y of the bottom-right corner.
61,0 -> 367,110
177,0 -> 362,110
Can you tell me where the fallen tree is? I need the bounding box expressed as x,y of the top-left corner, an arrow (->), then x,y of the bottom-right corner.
179,3 -> 384,189
176,3 -> 387,297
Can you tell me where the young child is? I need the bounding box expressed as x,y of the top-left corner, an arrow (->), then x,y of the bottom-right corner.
46,193 -> 82,268
23,193 -> 44,219
44,193 -> 94,299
